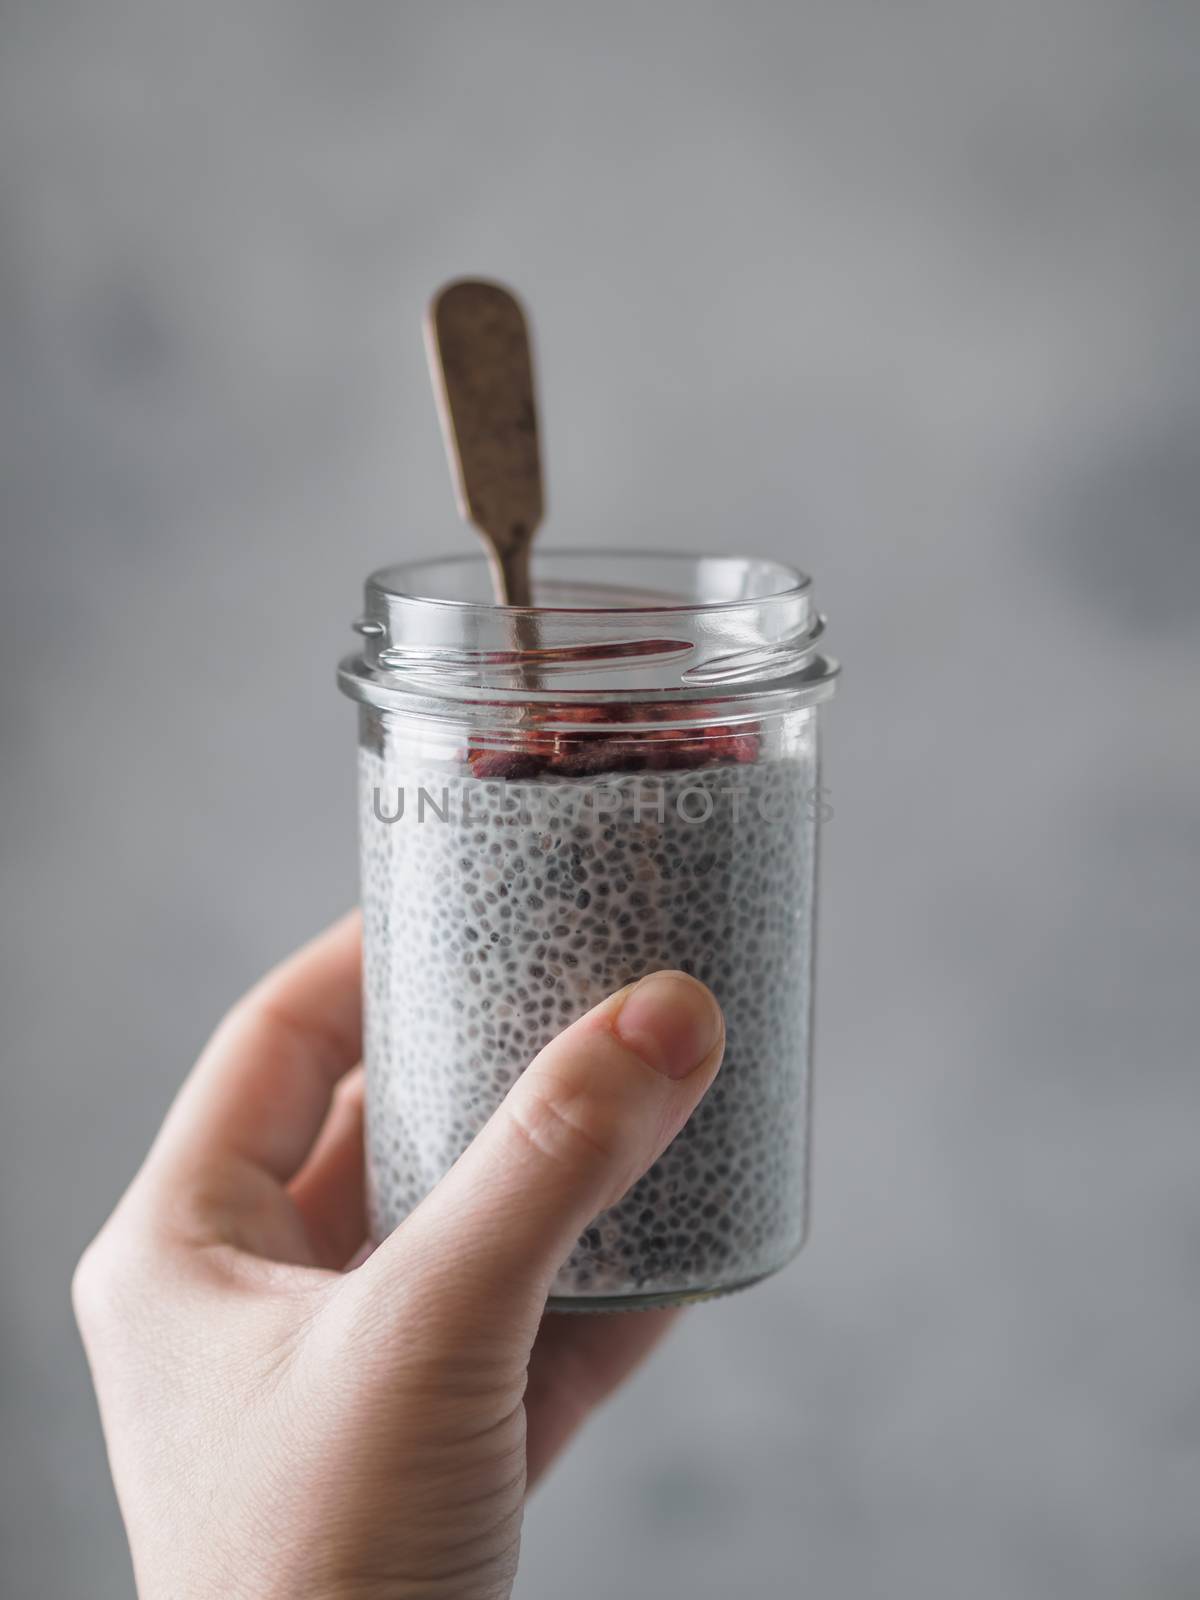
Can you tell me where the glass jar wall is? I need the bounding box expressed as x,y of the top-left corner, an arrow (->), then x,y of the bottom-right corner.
339,552 -> 838,1308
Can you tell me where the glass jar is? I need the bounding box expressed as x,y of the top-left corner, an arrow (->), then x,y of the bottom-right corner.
338,550 -> 839,1309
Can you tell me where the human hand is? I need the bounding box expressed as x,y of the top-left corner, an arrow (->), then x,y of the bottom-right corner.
73,913 -> 724,1599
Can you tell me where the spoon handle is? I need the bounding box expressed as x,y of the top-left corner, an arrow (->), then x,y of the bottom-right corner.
424,280 -> 542,606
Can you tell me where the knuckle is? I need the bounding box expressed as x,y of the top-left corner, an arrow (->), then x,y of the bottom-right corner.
505,1075 -> 623,1175
70,1233 -> 116,1329
70,1209 -> 151,1334
332,1065 -> 365,1113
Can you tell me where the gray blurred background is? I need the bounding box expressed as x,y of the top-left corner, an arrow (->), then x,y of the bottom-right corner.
2,3 -> 1198,1596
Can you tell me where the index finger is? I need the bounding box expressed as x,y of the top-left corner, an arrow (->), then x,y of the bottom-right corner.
149,911 -> 363,1186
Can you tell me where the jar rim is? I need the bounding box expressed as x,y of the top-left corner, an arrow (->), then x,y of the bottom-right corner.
340,547 -> 838,717
365,549 -> 813,618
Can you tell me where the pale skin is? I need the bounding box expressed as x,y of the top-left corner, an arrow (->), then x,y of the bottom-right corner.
73,912 -> 725,1599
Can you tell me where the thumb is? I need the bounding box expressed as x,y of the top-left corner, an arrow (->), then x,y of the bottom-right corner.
354,971 -> 724,1340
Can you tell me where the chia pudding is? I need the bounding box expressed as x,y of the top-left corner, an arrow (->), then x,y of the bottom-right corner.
358,713 -> 820,1305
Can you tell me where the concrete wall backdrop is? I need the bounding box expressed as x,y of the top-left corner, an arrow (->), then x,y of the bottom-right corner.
2,4 -> 1198,1596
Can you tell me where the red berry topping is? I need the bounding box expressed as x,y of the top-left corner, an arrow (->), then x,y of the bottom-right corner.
469,750 -> 545,780
462,708 -> 761,779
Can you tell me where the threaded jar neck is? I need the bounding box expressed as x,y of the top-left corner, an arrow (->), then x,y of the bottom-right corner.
338,549 -> 838,728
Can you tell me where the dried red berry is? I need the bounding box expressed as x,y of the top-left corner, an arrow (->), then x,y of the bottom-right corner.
550,737 -> 647,776
553,704 -> 611,725
710,733 -> 760,764
469,751 -> 545,780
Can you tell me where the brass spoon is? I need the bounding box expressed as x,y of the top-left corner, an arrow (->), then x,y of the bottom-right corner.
424,279 -> 543,607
